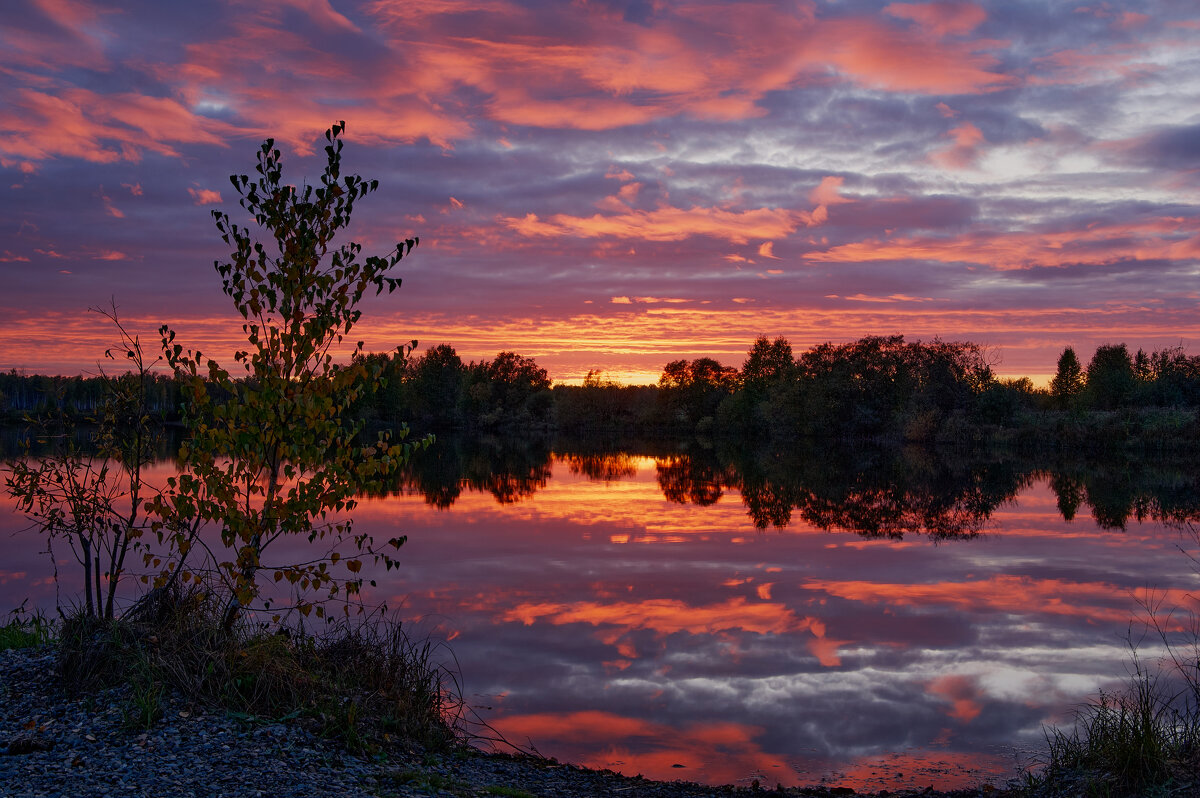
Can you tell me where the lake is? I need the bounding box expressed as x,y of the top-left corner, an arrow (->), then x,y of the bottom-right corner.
3,436 -> 1198,792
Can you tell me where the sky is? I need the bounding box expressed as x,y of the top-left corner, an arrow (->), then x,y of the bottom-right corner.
2,0 -> 1199,385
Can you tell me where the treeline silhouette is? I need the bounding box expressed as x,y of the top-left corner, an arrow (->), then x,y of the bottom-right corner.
556,335 -> 1200,449
347,346 -> 553,433
0,371 -> 181,421
6,336 -> 1200,448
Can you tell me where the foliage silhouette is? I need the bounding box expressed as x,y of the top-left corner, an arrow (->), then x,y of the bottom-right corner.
155,122 -> 430,628
1050,347 -> 1085,409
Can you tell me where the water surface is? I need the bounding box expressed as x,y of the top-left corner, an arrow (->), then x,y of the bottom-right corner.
3,441 -> 1197,792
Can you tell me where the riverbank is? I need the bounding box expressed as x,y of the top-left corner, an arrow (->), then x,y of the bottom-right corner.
1,646 -> 1012,798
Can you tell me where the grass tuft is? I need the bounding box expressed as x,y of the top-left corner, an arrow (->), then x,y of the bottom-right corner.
0,604 -> 52,650
55,585 -> 463,753
1020,660 -> 1200,797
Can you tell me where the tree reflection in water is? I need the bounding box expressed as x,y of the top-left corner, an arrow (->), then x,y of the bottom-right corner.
374,435 -> 1200,533
658,443 -> 1030,540
561,451 -> 639,482
7,430 -> 1197,532
372,432 -> 1200,532
365,434 -> 552,507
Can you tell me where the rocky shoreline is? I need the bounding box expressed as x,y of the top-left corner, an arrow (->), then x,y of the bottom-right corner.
1,646 -> 1013,798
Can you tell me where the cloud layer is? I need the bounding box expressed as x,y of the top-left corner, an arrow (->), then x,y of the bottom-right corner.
2,0 -> 1198,382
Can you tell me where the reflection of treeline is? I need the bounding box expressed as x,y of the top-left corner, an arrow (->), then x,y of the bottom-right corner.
657,441 -> 1029,538
1045,458 -> 1200,531
633,442 -> 1200,536
364,434 -> 1200,538
5,422 -> 1194,535
363,433 -> 553,508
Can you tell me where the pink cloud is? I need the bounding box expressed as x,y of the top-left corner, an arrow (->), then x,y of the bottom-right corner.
2,0 -> 1020,170
809,176 -> 852,207
1030,44 -> 1159,87
927,675 -> 983,722
816,19 -> 1015,94
1116,11 -> 1150,30
931,121 -> 986,169
885,2 -> 988,36
0,0 -> 111,72
187,187 -> 222,205
806,216 -> 1200,270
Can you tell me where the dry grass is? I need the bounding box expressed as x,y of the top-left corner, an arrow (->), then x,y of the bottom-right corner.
56,585 -> 463,751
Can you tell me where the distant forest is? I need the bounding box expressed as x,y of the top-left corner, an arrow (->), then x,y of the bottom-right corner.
4,335 -> 1200,449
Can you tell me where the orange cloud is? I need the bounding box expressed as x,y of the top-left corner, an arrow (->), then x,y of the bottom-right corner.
504,205 -> 815,244
808,176 -> 852,207
502,596 -> 797,636
806,216 -> 1200,269
367,0 -> 1013,137
500,596 -> 849,666
0,88 -> 233,164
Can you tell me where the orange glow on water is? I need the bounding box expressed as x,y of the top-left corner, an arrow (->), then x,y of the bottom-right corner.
488,711 -> 794,786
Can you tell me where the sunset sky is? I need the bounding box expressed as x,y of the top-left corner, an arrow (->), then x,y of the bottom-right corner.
2,0 -> 1198,384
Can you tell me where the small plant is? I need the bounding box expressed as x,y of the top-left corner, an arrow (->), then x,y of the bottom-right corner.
123,667 -> 165,730
0,604 -> 52,650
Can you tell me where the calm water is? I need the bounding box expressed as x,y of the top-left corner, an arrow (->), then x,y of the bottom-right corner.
3,440 -> 1198,792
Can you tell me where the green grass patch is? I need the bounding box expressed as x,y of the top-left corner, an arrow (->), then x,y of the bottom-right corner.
0,605 -> 52,650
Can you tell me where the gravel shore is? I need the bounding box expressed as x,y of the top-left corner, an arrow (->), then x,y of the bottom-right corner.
1,647 -> 1013,798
